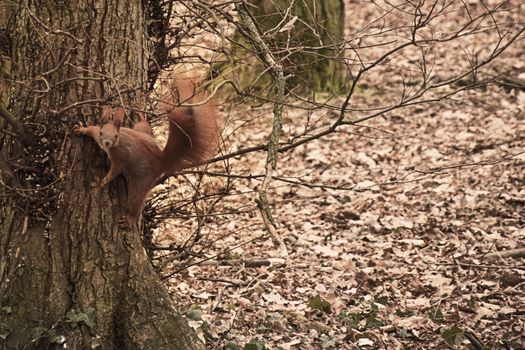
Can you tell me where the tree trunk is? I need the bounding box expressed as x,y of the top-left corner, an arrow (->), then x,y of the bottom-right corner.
224,0 -> 346,94
0,1 -> 203,349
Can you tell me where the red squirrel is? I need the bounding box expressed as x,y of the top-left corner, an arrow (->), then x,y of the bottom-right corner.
75,79 -> 220,227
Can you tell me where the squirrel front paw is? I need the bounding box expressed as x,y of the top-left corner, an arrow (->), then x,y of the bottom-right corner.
74,126 -> 87,135
99,176 -> 111,187
87,175 -> 104,188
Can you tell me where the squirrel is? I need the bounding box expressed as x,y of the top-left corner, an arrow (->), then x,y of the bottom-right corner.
75,79 -> 220,227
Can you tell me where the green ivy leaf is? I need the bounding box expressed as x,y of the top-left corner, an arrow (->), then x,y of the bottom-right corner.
397,328 -> 418,339
48,331 -> 66,345
31,326 -> 47,339
374,296 -> 389,305
91,337 -> 103,349
320,334 -> 336,349
66,308 -> 94,330
467,295 -> 476,309
429,308 -> 444,324
186,304 -> 202,321
244,338 -> 266,350
338,311 -> 364,329
365,314 -> 382,329
395,308 -> 412,317
225,341 -> 241,350
442,326 -> 464,346
308,295 -> 332,314
0,322 -> 11,340
0,306 -> 12,315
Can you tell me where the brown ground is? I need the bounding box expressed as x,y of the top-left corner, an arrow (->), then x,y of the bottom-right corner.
153,1 -> 525,349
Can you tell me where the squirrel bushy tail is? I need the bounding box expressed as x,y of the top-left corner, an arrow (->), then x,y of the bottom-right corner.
161,78 -> 220,174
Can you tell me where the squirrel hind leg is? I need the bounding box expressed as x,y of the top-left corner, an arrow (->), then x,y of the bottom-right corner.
121,178 -> 156,228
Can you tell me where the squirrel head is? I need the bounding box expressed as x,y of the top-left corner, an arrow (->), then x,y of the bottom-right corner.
98,106 -> 124,151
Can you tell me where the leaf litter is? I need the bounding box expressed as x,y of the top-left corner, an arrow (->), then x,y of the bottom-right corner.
154,1 -> 525,349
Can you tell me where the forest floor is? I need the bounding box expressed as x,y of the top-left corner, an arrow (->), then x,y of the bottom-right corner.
153,1 -> 525,349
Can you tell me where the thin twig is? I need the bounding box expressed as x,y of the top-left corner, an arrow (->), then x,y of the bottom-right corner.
235,0 -> 288,258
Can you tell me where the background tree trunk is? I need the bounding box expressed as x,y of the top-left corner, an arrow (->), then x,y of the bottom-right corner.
223,0 -> 347,94
0,1 -> 203,349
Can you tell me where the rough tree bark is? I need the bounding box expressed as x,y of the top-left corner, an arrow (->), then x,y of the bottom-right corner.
0,1 -> 203,349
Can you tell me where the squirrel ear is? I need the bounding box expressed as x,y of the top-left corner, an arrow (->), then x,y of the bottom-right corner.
113,107 -> 125,129
100,105 -> 112,124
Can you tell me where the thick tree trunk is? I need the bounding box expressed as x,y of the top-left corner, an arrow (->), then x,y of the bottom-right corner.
0,1 -> 203,349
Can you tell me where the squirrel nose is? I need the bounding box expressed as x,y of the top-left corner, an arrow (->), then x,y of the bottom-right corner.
103,140 -> 111,148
